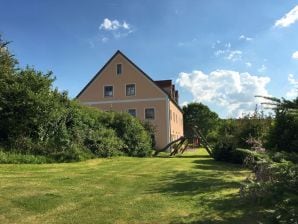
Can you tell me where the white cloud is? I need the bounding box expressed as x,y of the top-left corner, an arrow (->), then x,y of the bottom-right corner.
286,74 -> 298,99
98,18 -> 133,41
258,64 -> 267,73
213,42 -> 242,62
275,5 -> 298,28
214,49 -> 225,57
225,42 -> 231,48
292,51 -> 298,60
239,35 -> 253,41
288,74 -> 298,85
176,69 -> 271,117
99,18 -> 131,31
101,37 -> 109,43
122,21 -> 130,30
225,50 -> 242,62
180,101 -> 189,107
245,62 -> 252,67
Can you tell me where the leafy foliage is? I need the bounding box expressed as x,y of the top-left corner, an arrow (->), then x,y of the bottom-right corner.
241,150 -> 298,223
265,99 -> 298,153
182,102 -> 219,137
0,36 -> 152,162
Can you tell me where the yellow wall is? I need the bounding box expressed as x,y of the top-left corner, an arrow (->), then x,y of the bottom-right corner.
77,52 -> 184,149
77,53 -> 169,149
169,101 -> 184,141
78,53 -> 165,101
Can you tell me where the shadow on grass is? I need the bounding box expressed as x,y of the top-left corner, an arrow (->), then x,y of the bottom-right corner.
155,154 -> 211,159
192,159 -> 244,172
149,155 -> 262,223
176,154 -> 211,159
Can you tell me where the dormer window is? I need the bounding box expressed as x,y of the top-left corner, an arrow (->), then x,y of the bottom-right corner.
116,64 -> 122,75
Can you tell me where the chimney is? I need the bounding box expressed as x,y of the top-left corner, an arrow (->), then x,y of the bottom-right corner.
175,90 -> 179,104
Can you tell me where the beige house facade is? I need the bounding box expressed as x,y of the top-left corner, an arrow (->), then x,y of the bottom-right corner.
76,51 -> 183,149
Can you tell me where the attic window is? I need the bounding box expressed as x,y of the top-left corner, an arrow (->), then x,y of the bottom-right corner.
126,84 -> 136,96
116,64 -> 122,75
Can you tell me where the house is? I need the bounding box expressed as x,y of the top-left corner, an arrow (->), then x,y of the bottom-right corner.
76,50 -> 184,149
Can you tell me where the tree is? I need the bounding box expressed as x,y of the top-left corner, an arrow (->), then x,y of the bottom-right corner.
0,36 -> 152,161
260,96 -> 298,152
182,102 -> 219,138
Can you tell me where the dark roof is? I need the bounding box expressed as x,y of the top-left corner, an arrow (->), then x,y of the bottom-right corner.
76,50 -> 183,113
154,80 -> 172,88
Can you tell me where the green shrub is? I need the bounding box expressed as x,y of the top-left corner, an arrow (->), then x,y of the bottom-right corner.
49,146 -> 93,163
266,111 -> 298,153
105,112 -> 152,157
84,128 -> 125,157
212,141 -> 249,164
241,150 -> 298,223
0,150 -> 53,164
0,37 -> 153,163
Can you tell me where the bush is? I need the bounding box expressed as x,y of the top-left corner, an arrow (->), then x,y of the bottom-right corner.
0,37 -> 153,163
0,150 -> 53,164
103,112 -> 152,157
266,109 -> 298,153
241,150 -> 298,223
212,140 -> 249,164
84,128 -> 125,157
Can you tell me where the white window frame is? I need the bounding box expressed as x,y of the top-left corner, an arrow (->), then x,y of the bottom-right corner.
103,85 -> 114,97
144,108 -> 155,120
125,83 -> 136,96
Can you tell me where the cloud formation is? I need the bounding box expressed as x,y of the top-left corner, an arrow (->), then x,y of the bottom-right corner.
286,74 -> 298,99
245,62 -> 252,67
214,42 -> 242,62
258,64 -> 267,73
100,18 -> 131,31
239,35 -> 253,41
292,51 -> 298,60
225,50 -> 242,62
176,69 -> 270,117
275,5 -> 298,28
98,18 -> 133,42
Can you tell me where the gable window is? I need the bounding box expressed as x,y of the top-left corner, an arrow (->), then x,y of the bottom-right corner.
127,109 -> 136,117
116,64 -> 122,75
104,85 -> 113,97
145,108 -> 155,120
126,84 -> 136,96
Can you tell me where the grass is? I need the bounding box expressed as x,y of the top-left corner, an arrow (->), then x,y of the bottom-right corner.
0,149 -> 261,223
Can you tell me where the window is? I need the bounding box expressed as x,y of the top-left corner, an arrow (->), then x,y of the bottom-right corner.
126,84 -> 136,96
127,109 -> 136,117
104,86 -> 113,97
145,108 -> 155,119
116,64 -> 122,75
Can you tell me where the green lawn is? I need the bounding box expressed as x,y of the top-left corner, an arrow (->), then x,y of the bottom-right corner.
0,149 -> 260,224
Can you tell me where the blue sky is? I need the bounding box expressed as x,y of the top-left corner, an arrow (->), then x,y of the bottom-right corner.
1,0 -> 298,117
